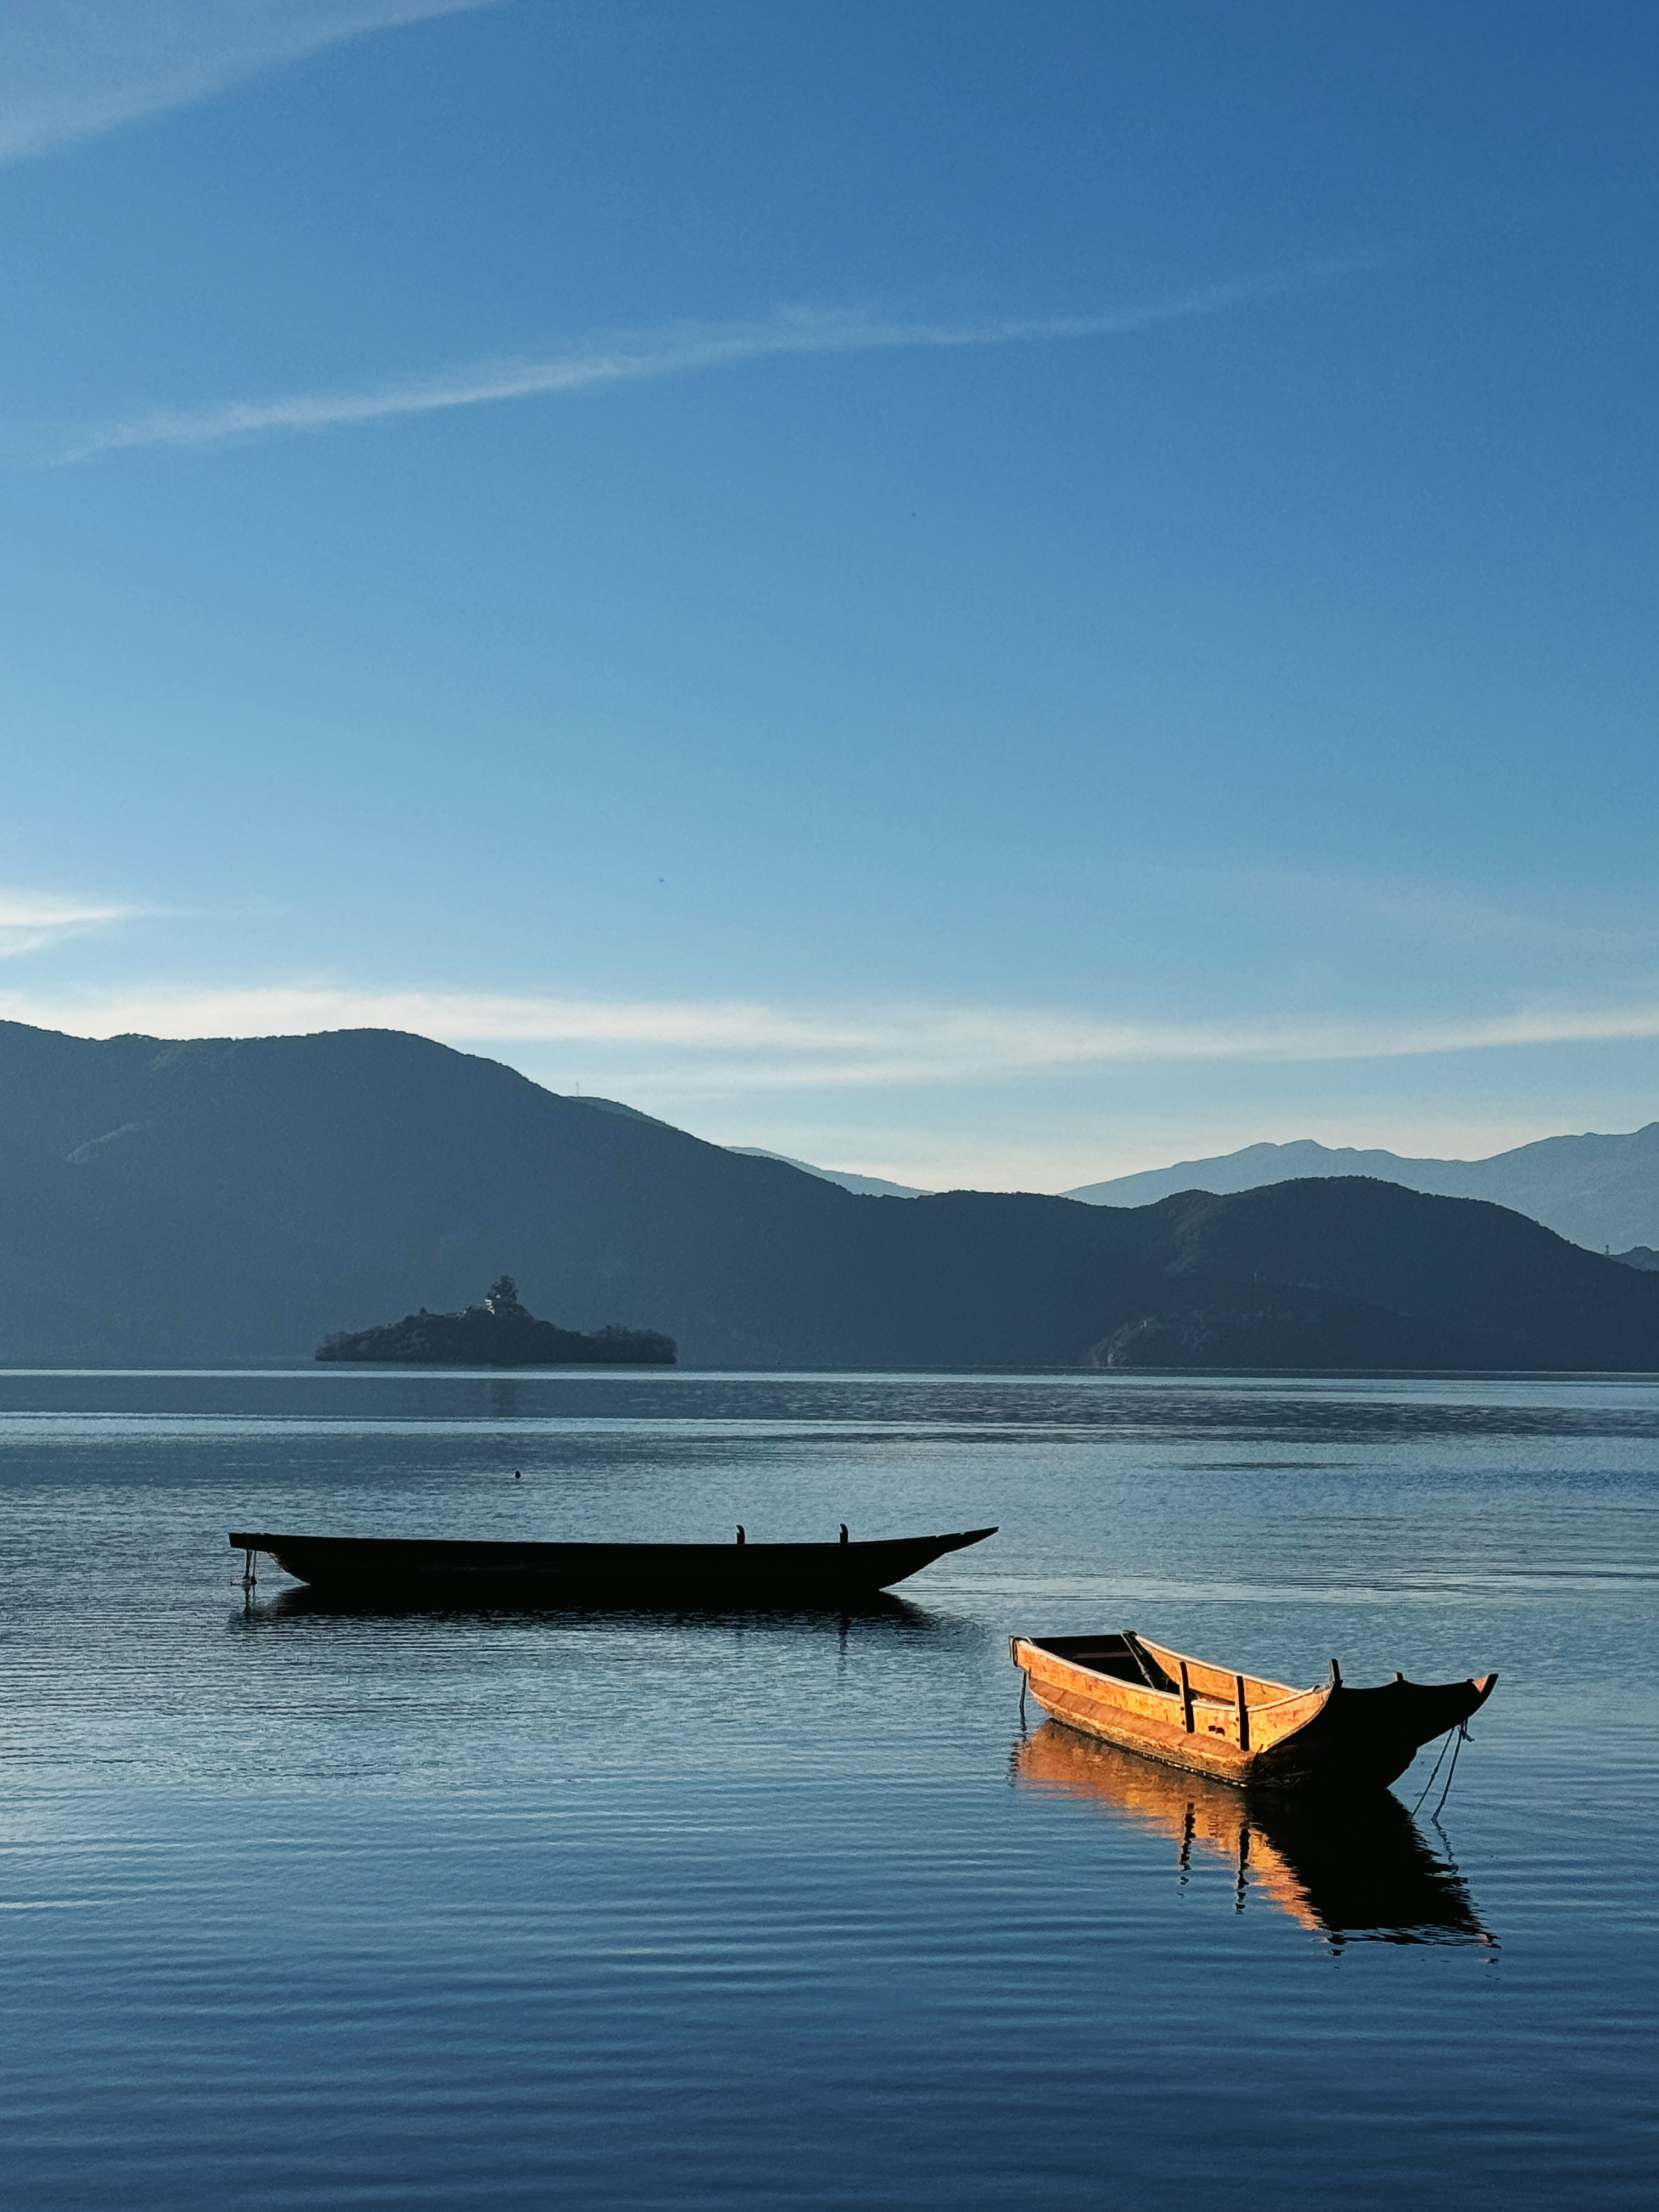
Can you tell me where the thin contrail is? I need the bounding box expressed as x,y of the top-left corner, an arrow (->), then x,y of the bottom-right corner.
56,257 -> 1379,461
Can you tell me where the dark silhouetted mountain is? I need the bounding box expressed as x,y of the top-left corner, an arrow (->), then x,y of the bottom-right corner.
317,1274 -> 675,1365
1065,1126 -> 1659,1251
729,1148 -> 931,1197
1614,1245 -> 1659,1272
1,1020 -> 1655,1369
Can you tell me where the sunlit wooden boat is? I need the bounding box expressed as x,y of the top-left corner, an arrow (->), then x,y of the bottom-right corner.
1010,1629 -> 1496,1792
230,1525 -> 996,1604
1014,1721 -> 1492,1945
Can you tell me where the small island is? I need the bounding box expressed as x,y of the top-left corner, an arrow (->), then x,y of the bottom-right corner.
315,1276 -> 677,1366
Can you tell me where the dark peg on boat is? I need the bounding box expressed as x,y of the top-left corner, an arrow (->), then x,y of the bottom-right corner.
1329,1658 -> 1343,1687
736,1525 -> 746,1545
839,1524 -> 849,1544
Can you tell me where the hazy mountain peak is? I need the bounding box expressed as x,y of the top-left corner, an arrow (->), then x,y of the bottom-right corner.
728,1149 -> 932,1198
1065,1124 -> 1659,1251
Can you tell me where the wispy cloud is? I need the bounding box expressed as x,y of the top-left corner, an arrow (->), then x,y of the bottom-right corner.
0,1 -> 499,167
3,981 -> 1658,1088
1210,864 -> 1659,955
56,260 -> 1376,461
0,893 -> 136,958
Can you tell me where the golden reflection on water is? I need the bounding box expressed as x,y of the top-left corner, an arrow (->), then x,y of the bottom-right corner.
1014,1722 -> 1493,1948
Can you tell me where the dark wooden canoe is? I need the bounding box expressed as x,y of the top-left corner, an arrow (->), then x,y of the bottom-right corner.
1011,1629 -> 1497,1792
230,1525 -> 996,1604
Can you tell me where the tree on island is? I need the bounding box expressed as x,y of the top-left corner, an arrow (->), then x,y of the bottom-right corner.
483,1275 -> 522,1313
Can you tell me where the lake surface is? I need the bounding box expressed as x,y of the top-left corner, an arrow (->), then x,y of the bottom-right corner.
2,1367 -> 1656,2209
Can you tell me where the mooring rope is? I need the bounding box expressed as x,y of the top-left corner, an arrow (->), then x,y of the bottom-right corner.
1432,1720 -> 1470,1818
1410,1726 -> 1455,1813
1412,1718 -> 1471,1816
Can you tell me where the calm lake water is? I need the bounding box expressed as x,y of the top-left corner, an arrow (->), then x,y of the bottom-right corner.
2,1367 -> 1656,2209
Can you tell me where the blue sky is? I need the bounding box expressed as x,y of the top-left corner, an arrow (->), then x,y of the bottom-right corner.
2,1 -> 1656,1188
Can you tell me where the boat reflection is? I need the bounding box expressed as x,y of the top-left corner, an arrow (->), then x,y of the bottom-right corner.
1015,1721 -> 1493,1948
246,1582 -> 928,1630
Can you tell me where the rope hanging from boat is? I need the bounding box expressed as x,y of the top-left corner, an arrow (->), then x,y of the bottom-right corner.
1411,1718 -> 1471,1817
1432,1720 -> 1471,1817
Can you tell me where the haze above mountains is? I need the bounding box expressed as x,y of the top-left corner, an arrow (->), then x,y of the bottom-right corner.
763,1127 -> 1659,1256
1063,1131 -> 1659,1253
2,1019 -> 1655,1372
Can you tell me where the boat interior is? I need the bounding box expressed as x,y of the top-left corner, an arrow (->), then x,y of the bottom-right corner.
1034,1632 -> 1182,1694
1030,1631 -> 1305,1709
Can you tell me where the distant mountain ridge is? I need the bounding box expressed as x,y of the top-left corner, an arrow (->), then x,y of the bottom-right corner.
0,1019 -> 1654,1370
1066,1126 -> 1659,1251
728,1148 -> 932,1198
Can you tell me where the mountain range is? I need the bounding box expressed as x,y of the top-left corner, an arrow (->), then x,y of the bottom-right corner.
727,1148 -> 931,1198
733,1127 -> 1659,1257
1065,1128 -> 1659,1252
1,1018 -> 1656,1370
